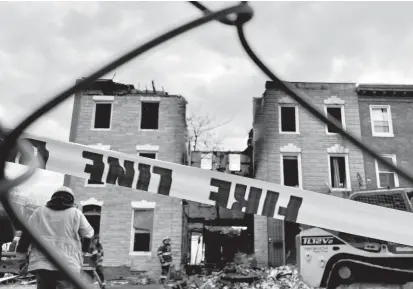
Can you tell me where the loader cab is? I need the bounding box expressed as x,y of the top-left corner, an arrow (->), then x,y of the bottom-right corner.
338,188 -> 413,252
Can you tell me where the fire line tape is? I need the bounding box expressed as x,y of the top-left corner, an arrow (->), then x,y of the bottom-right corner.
6,134 -> 413,247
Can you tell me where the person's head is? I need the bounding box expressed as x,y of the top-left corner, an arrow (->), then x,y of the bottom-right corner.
46,186 -> 75,210
163,237 -> 170,245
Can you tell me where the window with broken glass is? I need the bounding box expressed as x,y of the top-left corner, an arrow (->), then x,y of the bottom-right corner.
326,106 -> 344,133
329,156 -> 348,189
141,102 -> 160,130
132,209 -> 154,252
93,102 -> 112,129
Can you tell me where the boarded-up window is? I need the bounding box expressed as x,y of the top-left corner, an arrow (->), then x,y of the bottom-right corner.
133,209 -> 154,252
201,153 -> 213,170
229,154 -> 241,171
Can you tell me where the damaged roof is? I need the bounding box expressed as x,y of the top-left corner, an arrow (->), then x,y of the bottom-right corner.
77,78 -> 186,100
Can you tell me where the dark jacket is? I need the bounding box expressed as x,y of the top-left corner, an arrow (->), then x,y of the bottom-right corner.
89,242 -> 104,267
157,244 -> 172,266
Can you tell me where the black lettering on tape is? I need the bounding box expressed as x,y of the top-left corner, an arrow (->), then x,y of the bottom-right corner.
136,163 -> 151,191
209,178 -> 231,208
82,151 -> 104,184
262,190 -> 280,217
278,196 -> 303,222
231,184 -> 262,214
153,166 -> 172,196
106,157 -> 135,187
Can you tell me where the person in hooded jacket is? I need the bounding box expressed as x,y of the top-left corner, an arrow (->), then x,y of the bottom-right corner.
15,186 -> 94,289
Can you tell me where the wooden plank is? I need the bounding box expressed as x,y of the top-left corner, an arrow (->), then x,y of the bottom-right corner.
0,274 -> 18,284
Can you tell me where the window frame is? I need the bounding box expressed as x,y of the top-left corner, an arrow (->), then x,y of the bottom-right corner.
280,153 -> 303,189
229,154 -> 241,172
139,101 -> 160,131
91,101 -> 113,131
324,104 -> 346,135
130,201 -> 156,256
278,104 -> 299,134
375,154 -> 399,189
201,153 -> 213,170
369,105 -> 394,137
138,152 -> 157,159
327,154 -> 351,191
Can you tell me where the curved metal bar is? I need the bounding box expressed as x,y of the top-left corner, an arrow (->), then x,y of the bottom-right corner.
189,1 -> 253,26
0,2 -> 412,289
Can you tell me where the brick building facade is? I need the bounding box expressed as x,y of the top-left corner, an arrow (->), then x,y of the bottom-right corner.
252,81 -> 367,265
64,79 -> 187,278
357,84 -> 413,190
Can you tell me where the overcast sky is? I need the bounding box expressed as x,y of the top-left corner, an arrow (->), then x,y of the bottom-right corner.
2,1 -> 413,202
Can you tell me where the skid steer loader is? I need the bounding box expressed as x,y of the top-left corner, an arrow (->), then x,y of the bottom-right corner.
297,188 -> 413,289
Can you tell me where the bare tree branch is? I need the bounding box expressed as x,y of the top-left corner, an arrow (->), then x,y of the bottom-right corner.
185,113 -> 231,165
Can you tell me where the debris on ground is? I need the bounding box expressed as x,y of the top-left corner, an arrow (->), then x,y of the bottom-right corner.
186,265 -> 312,289
185,253 -> 313,289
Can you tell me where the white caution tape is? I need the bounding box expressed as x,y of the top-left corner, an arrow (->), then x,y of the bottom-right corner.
6,134 -> 413,246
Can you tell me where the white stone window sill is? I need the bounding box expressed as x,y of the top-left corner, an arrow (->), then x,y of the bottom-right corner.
139,129 -> 160,132
372,133 -> 394,138
330,188 -> 351,192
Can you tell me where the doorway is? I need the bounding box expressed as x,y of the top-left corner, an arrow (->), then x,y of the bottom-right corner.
82,205 -> 101,235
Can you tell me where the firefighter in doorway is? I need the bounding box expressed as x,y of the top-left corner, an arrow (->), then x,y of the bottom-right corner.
157,237 -> 172,284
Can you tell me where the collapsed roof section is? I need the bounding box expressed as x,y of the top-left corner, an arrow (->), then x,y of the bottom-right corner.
76,78 -> 186,101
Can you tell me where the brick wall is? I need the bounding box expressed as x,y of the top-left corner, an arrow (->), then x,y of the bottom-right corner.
358,96 -> 413,189
69,93 -> 187,160
71,180 -> 183,278
252,82 -> 366,266
65,92 -> 187,278
254,82 -> 366,193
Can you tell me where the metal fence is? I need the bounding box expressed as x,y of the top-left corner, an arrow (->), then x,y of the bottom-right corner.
0,2 -> 412,289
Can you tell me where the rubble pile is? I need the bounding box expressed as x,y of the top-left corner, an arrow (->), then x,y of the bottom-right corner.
186,253 -> 313,289
187,265 -> 313,289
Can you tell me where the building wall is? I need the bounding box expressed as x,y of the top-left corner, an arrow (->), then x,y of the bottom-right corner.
253,82 -> 367,266
253,81 -> 366,195
358,96 -> 413,189
65,90 -> 187,278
